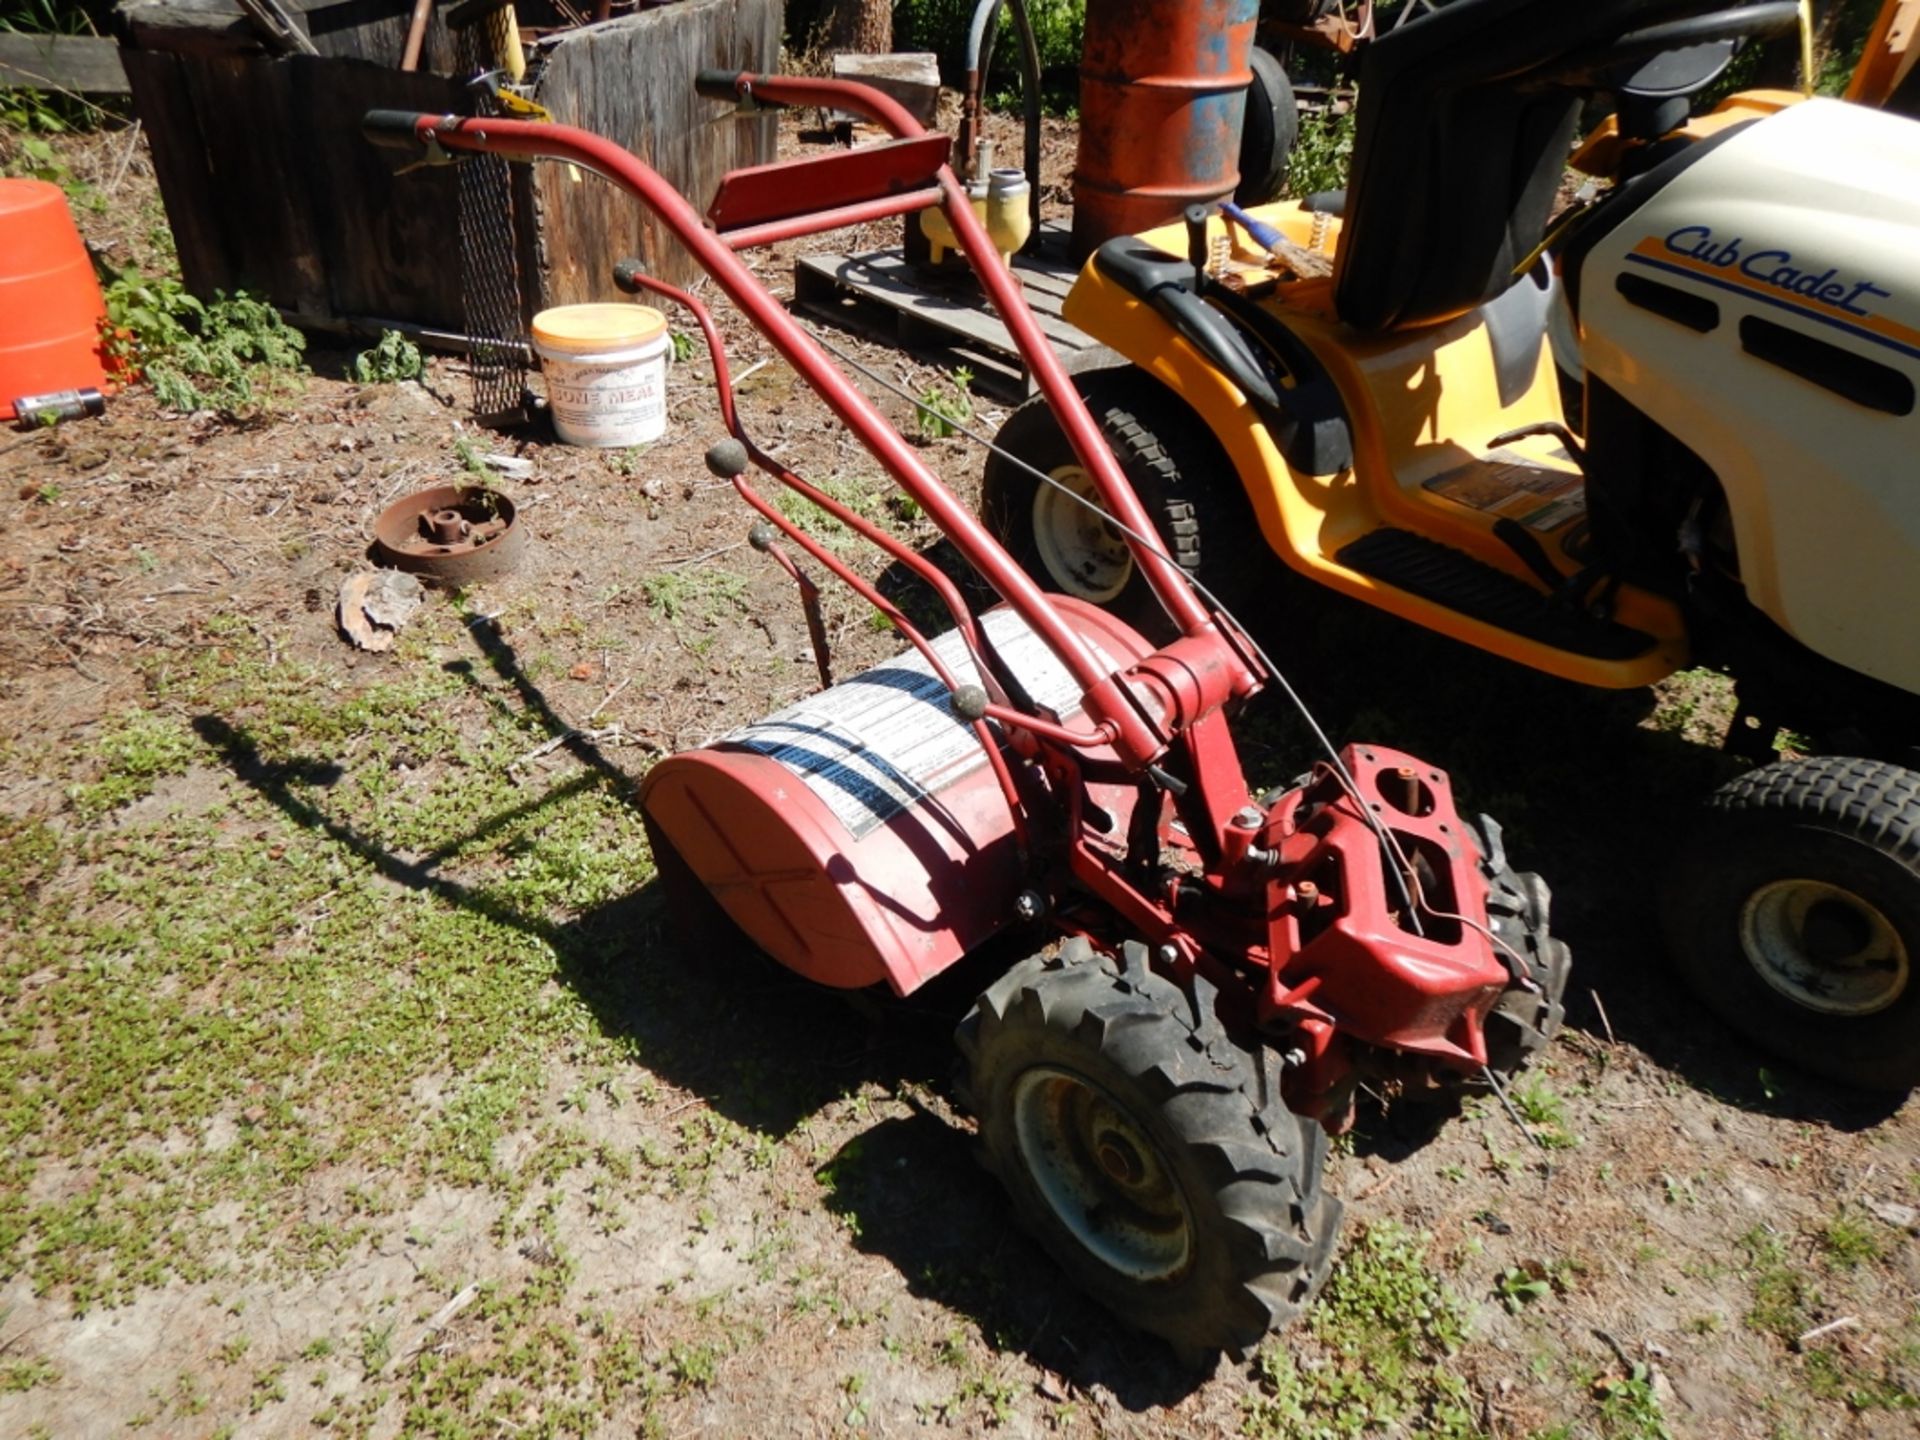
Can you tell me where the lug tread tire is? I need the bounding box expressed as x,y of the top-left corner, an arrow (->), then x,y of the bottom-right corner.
1707,756 -> 1920,862
955,938 -> 1342,1361
980,372 -> 1251,639
1664,756 -> 1920,1091
1474,814 -> 1571,1078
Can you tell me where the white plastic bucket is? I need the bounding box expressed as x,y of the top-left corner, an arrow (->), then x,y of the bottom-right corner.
531,303 -> 671,448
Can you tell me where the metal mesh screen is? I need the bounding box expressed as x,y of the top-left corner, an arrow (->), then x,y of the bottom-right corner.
452,21 -> 531,426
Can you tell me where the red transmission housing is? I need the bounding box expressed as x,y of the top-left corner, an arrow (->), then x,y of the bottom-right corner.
1261,746 -> 1510,1085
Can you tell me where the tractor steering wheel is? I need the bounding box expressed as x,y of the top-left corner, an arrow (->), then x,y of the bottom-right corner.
1542,2 -> 1802,93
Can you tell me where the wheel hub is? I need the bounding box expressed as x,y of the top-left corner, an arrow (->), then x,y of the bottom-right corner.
1012,1066 -> 1193,1283
1029,466 -> 1134,603
1739,878 -> 1910,1016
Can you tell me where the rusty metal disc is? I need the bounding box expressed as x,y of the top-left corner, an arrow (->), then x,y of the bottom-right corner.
371,484 -> 525,583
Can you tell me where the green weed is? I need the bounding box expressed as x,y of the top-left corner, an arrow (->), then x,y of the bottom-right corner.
913,366 -> 974,440
1594,1364 -> 1673,1440
1243,1221 -> 1474,1438
63,707 -> 198,814
1,1359 -> 57,1392
1740,1226 -> 1815,1342
1818,1214 -> 1879,1270
641,568 -> 750,624
1495,1265 -> 1552,1313
453,434 -> 501,482
100,266 -> 307,418
1509,1076 -> 1578,1149
350,329 -> 425,384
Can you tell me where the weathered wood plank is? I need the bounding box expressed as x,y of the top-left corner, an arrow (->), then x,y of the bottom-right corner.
829,52 -> 940,127
529,0 -> 781,299
120,0 -> 275,56
292,55 -> 467,324
0,34 -> 128,94
118,0 -> 456,66
793,243 -> 1098,398
120,48 -> 236,297
796,249 -> 1095,348
178,52 -> 329,316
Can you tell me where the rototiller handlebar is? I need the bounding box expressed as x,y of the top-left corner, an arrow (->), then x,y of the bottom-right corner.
362,74 -> 1538,1134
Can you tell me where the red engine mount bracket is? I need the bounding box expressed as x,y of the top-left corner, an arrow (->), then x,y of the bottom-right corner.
1261,746 -> 1510,1114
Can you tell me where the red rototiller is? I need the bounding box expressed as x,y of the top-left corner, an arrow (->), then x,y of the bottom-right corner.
365,72 -> 1568,1363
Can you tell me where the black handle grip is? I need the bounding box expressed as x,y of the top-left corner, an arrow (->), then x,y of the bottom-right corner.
363,109 -> 431,149
694,69 -> 752,102
1184,204 -> 1211,281
612,258 -> 647,294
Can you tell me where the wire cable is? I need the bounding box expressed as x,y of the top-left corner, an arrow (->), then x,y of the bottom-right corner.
798,321 -> 1439,927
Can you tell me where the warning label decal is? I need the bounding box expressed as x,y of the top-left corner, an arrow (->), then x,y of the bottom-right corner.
725,610 -> 1101,839
1424,447 -> 1587,534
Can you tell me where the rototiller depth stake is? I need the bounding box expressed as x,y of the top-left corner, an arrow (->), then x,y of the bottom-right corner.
363,76 -> 1569,1363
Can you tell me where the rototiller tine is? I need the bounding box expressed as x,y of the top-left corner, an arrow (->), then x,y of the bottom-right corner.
364,76 -> 1568,1361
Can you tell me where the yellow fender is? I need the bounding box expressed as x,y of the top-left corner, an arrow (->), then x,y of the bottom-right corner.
1061,240 -> 1687,690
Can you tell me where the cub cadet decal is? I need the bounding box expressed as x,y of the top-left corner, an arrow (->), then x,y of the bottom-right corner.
1660,226 -> 1890,315
1624,228 -> 1920,365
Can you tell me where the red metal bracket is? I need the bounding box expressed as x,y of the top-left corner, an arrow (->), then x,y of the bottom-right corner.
706,133 -> 952,234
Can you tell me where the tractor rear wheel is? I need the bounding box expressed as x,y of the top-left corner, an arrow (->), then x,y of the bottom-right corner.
980,370 -> 1258,641
956,938 -> 1342,1364
1662,755 -> 1920,1091
1235,48 -> 1299,206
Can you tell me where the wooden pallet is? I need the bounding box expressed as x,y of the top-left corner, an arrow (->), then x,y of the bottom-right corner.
793,227 -> 1102,398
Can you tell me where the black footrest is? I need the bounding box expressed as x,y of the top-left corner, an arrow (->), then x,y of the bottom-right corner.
1337,528 -> 1655,661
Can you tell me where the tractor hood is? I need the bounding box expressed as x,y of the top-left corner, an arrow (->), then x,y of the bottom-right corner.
1580,99 -> 1920,695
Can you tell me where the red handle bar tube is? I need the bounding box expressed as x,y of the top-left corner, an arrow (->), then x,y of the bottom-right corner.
362,101 -> 1238,768
698,73 -> 1236,659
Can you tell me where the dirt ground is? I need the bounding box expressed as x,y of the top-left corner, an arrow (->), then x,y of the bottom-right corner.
1,107 -> 1916,1440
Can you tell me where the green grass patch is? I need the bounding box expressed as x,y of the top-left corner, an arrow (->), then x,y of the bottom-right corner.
0,609 -> 661,1313
641,568 -> 751,625
1243,1221 -> 1476,1439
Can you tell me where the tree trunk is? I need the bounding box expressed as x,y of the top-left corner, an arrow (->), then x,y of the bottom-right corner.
824,0 -> 890,54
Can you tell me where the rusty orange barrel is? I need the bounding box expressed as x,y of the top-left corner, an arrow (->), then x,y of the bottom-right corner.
0,178 -> 111,421
1071,0 -> 1259,260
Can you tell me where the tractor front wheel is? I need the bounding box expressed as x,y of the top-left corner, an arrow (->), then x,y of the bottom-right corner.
956,938 -> 1342,1364
980,370 -> 1257,641
1662,755 -> 1920,1091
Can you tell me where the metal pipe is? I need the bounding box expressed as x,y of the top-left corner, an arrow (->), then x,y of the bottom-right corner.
1005,0 -> 1045,244
961,0 -> 1044,240
718,186 -> 943,250
401,0 -> 433,71
961,0 -> 1005,176
701,73 -> 1226,649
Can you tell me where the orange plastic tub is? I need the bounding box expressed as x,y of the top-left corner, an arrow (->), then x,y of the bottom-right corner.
0,178 -> 111,421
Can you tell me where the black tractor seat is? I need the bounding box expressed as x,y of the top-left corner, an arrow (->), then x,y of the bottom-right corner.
1334,0 -> 1800,332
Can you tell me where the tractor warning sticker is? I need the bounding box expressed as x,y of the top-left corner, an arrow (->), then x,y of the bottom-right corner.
722,609 -> 1110,840
1424,447 -> 1586,534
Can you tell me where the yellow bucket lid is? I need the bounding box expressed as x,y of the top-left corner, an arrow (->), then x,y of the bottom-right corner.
530,302 -> 668,354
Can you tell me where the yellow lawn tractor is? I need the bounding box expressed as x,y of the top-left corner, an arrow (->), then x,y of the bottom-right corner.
982,0 -> 1920,1090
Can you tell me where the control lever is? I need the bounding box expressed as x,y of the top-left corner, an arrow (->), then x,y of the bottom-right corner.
1184,204 -> 1211,291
